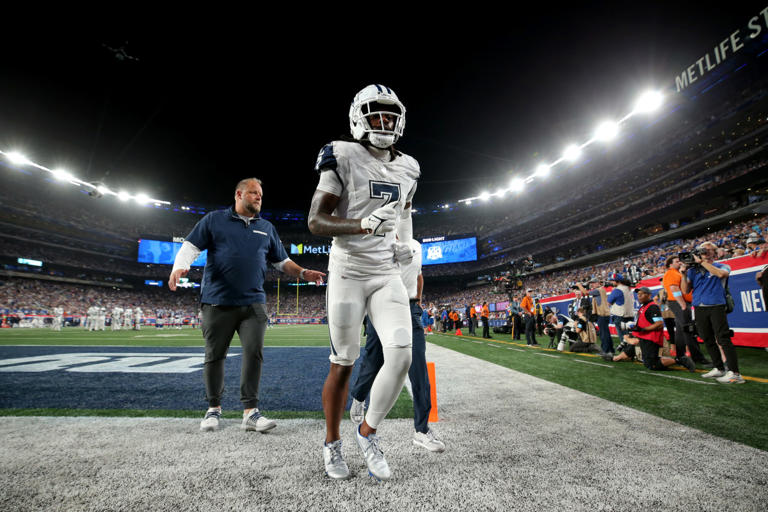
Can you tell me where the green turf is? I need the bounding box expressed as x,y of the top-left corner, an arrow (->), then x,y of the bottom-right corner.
0,325 -> 334,347
427,331 -> 768,451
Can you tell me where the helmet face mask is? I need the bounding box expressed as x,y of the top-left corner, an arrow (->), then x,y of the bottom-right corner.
349,84 -> 406,148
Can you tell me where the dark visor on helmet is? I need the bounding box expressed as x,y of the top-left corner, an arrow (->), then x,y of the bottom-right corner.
361,101 -> 402,115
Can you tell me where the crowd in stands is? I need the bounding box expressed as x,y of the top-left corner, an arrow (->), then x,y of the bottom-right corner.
5,212 -> 764,327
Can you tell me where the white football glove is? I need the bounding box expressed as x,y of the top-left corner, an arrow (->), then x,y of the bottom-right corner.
361,203 -> 398,237
394,242 -> 414,265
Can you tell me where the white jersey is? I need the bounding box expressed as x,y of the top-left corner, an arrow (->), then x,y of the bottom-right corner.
315,140 -> 419,279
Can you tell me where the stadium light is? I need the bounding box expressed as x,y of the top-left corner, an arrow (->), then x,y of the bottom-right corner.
52,168 -> 73,182
510,177 -> 525,192
563,144 -> 581,162
480,191 -> 491,201
534,163 -> 550,178
5,151 -> 32,166
96,185 -> 110,196
495,188 -> 506,197
135,193 -> 150,205
594,120 -> 619,141
633,90 -> 663,114
118,190 -> 131,202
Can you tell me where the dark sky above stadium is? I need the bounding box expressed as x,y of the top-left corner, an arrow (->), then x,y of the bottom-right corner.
0,4 -> 765,212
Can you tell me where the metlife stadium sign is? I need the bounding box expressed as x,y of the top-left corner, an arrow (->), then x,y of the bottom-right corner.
289,243 -> 331,255
675,6 -> 768,92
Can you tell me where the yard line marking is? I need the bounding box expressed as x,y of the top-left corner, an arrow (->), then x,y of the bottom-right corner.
487,344 -> 500,348
534,353 -> 560,359
639,371 -> 717,385
506,348 -> 525,352
574,359 -> 612,368
468,340 -> 483,344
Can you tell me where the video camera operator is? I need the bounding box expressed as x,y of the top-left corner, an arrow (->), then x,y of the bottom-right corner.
607,272 -> 634,345
662,255 -> 710,368
622,287 -> 696,372
680,242 -> 744,384
576,279 -> 613,356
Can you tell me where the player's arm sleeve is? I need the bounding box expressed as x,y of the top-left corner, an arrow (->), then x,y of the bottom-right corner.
184,214 -> 212,251
397,204 -> 413,242
315,143 -> 344,196
171,241 -> 201,272
316,169 -> 343,196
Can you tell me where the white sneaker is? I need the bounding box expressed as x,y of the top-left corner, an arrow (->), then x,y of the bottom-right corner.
355,425 -> 391,481
323,440 -> 350,480
702,368 -> 726,379
716,371 -> 746,384
350,398 -> 366,425
241,409 -> 276,432
413,429 -> 445,453
200,408 -> 221,432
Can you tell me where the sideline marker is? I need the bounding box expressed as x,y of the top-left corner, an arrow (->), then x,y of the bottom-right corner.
427,362 -> 439,422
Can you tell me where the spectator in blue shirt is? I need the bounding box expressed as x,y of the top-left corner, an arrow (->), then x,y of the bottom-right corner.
170,178 -> 326,431
681,242 -> 744,384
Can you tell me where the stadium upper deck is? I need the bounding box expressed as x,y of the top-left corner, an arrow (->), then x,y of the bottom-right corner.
2,26 -> 768,287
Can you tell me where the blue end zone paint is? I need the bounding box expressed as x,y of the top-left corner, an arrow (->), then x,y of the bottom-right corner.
0,346 -> 366,412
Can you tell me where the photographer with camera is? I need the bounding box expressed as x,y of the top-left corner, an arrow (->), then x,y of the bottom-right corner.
623,287 -> 696,372
662,255 -> 711,367
543,312 -> 564,349
607,273 -> 634,344
571,307 -> 603,354
576,279 -> 613,356
680,242 -> 744,384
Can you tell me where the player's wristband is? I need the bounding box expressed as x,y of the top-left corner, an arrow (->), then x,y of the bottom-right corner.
673,291 -> 682,298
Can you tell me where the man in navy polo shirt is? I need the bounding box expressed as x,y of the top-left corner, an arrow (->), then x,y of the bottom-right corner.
170,178 -> 326,431
681,241 -> 744,384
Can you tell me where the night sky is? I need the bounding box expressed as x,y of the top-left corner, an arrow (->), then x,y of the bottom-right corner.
0,4 -> 764,211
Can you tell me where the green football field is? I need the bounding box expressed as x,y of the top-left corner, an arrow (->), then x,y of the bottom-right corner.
1,325 -> 766,450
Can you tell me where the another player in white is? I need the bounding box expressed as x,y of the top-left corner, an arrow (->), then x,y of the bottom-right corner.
52,306 -> 63,331
309,84 -> 419,481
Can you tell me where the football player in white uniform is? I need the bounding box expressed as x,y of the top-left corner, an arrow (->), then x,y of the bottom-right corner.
133,306 -> 142,330
52,306 -> 64,331
309,84 -> 419,481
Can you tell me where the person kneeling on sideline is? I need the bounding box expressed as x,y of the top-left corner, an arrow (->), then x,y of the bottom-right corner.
613,287 -> 696,372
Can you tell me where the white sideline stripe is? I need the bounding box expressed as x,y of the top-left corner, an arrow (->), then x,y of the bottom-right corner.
574,359 -> 613,368
534,353 -> 560,359
486,344 -> 500,348
639,371 -> 717,385
507,348 -> 525,352
469,340 -> 483,344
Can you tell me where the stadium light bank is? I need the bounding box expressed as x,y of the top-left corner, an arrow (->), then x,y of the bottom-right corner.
0,149 -> 170,207
458,89 -> 664,205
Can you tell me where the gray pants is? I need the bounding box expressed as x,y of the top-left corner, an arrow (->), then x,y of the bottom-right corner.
201,303 -> 268,409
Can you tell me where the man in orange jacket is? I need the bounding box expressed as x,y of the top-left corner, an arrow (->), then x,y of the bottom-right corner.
520,289 -> 538,346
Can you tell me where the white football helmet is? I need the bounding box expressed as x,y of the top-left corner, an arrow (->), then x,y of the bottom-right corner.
349,84 -> 406,148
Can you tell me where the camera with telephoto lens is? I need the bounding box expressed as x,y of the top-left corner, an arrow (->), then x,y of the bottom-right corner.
620,321 -> 637,332
678,249 -> 702,266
